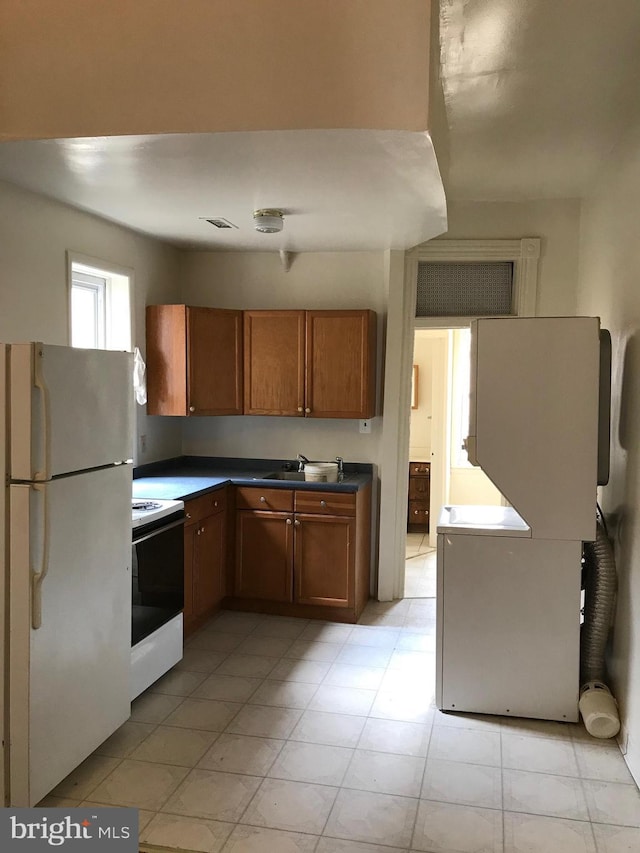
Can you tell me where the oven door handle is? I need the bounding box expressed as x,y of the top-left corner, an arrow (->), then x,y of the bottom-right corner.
133,516 -> 186,545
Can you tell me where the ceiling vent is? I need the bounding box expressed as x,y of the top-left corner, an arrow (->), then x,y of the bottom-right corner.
201,217 -> 238,229
253,209 -> 284,233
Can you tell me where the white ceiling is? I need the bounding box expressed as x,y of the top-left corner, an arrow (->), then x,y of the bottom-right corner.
0,130 -> 447,252
1,1 -> 638,245
435,0 -> 640,200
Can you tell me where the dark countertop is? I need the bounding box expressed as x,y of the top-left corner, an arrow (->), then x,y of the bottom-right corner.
132,456 -> 373,502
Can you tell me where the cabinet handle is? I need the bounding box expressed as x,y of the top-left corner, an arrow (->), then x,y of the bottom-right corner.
260,496 -> 267,503
305,408 -> 311,413
294,520 -> 301,527
197,528 -> 201,535
201,526 -> 205,532
186,513 -> 192,519
213,500 -> 218,508
297,406 -> 303,412
189,405 -> 196,413
286,518 -> 292,525
320,500 -> 327,508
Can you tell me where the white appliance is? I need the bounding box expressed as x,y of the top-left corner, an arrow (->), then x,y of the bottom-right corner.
130,499 -> 185,700
132,498 -> 184,529
0,342 -> 134,806
436,317 -> 607,722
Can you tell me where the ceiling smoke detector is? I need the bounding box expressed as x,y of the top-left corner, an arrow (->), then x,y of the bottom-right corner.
253,209 -> 284,233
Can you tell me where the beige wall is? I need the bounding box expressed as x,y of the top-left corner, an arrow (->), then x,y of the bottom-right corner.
179,251 -> 386,465
0,180 -> 183,464
443,199 -> 582,316
576,119 -> 640,783
1,0 -> 429,140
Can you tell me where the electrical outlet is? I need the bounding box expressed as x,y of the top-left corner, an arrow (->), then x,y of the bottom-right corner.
139,434 -> 147,454
359,419 -> 371,434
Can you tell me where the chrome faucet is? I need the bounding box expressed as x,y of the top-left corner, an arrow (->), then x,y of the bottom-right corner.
336,456 -> 344,481
297,454 -> 310,472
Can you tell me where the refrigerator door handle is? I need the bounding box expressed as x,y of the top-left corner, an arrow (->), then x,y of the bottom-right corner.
33,345 -> 51,482
31,483 -> 51,629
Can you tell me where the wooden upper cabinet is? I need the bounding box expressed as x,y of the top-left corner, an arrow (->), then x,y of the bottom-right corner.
243,311 -> 305,416
146,305 -> 243,416
243,309 -> 376,419
306,310 -> 376,419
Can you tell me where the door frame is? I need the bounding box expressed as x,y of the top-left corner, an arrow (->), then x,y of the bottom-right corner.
378,239 -> 540,601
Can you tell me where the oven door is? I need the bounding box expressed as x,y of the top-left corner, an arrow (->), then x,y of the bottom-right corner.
132,511 -> 184,646
131,511 -> 185,699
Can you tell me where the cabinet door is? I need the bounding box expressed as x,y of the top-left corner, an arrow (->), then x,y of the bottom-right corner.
146,304 -> 242,416
305,310 -> 376,418
235,511 -> 294,601
293,514 -> 354,608
243,311 -> 305,415
146,304 -> 188,415
193,511 -> 225,618
187,307 -> 243,415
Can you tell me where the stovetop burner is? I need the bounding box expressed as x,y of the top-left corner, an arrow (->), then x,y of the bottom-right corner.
132,500 -> 162,511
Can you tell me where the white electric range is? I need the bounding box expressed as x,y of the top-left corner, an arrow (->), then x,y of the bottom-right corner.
130,497 -> 185,699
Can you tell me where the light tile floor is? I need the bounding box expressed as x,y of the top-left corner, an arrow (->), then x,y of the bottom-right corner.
41,600 -> 640,853
405,533 -> 436,598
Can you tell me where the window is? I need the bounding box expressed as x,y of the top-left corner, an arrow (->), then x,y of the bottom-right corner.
71,271 -> 106,348
68,253 -> 132,351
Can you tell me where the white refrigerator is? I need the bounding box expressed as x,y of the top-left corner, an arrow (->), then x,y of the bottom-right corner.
1,342 -> 134,806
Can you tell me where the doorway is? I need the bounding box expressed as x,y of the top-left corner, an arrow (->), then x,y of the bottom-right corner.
403,326 -> 502,598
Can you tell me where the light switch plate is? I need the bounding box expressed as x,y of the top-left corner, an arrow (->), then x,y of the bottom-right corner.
359,419 -> 371,434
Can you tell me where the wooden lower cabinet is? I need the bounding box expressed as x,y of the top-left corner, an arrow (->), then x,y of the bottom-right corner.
183,489 -> 227,636
408,461 -> 430,532
230,484 -> 370,622
235,511 -> 294,602
294,514 -> 354,608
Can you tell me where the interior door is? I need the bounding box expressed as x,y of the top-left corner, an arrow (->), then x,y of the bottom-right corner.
8,464 -> 132,806
10,343 -> 134,480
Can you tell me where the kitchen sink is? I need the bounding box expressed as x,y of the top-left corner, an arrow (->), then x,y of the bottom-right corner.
260,471 -> 306,481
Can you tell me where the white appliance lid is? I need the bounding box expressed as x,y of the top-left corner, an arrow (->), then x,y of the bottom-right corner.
132,498 -> 184,529
437,504 -> 531,537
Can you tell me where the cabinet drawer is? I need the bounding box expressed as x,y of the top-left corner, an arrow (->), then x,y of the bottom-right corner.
408,500 -> 430,521
409,461 -> 430,476
235,486 -> 294,512
185,489 -> 226,524
295,490 -> 356,517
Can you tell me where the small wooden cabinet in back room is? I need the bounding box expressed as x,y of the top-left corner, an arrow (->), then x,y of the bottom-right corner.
408,461 -> 430,532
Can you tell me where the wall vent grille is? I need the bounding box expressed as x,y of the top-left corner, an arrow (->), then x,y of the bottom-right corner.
416,261 -> 514,317
202,218 -> 238,229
